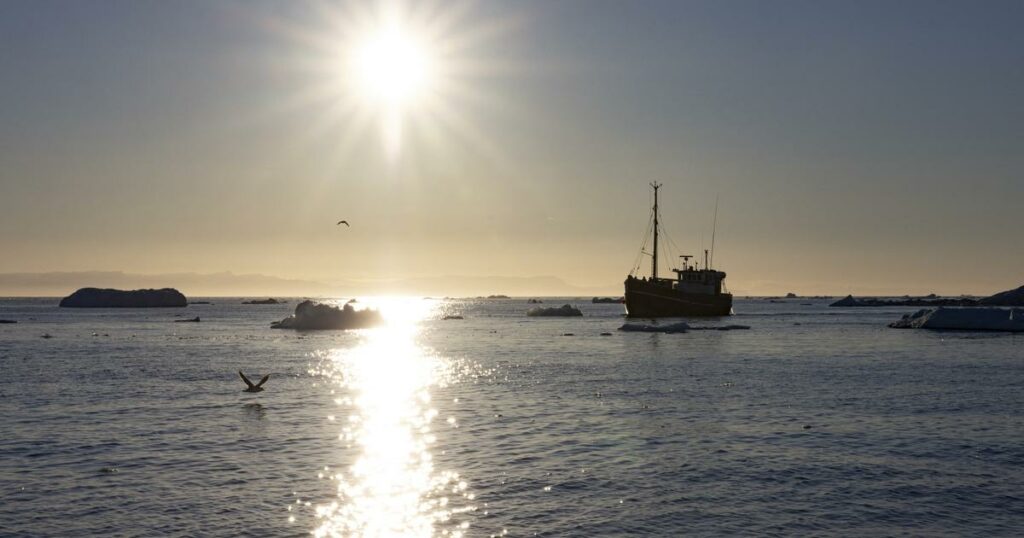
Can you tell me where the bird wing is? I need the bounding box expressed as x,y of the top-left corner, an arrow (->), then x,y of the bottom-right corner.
336,220 -> 349,226
238,370 -> 255,388
256,374 -> 270,388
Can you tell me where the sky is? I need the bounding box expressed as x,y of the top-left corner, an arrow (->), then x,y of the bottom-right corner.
1,0 -> 1022,296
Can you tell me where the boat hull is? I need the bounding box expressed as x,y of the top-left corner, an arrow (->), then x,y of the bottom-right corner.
624,279 -> 733,317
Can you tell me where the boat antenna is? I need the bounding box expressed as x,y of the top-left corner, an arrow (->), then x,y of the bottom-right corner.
650,182 -> 661,279
709,194 -> 719,269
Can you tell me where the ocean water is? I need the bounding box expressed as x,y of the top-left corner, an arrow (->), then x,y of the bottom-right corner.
1,297 -> 1023,537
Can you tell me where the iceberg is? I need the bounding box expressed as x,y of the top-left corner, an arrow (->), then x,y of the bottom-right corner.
527,304 -> 583,317
889,307 -> 1024,332
979,285 -> 1024,306
831,284 -> 1024,308
59,288 -> 187,308
271,300 -> 383,330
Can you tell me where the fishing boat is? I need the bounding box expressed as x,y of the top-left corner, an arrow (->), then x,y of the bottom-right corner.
624,183 -> 733,317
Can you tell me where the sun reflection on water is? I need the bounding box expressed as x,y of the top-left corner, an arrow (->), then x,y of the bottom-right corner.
311,297 -> 476,537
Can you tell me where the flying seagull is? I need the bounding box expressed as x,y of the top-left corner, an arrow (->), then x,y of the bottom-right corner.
336,220 -> 350,227
239,371 -> 270,393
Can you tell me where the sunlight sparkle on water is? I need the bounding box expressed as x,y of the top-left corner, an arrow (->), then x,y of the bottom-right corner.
312,297 -> 476,537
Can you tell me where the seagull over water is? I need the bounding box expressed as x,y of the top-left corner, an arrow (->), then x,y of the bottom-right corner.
239,371 -> 269,393
336,220 -> 350,227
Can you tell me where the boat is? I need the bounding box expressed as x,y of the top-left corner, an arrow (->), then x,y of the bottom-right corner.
624,183 -> 733,317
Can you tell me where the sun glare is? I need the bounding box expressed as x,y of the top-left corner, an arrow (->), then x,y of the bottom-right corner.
344,16 -> 440,158
268,0 -> 512,162
351,25 -> 433,108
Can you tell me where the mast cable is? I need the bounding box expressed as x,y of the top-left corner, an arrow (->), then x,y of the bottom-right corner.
709,195 -> 719,269
629,207 -> 655,276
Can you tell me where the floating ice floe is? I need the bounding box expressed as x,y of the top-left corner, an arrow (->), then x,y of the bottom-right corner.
618,322 -> 690,333
271,300 -> 383,330
527,304 -> 583,317
618,322 -> 750,333
889,307 -> 1024,332
242,298 -> 284,305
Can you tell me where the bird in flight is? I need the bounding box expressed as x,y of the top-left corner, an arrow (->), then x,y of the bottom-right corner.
336,220 -> 350,227
239,371 -> 270,393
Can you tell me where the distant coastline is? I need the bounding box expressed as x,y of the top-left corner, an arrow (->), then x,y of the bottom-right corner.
2,270 -> 1020,300
0,271 -> 618,298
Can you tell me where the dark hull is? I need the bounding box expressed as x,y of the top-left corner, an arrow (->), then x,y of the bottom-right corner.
624,279 -> 732,317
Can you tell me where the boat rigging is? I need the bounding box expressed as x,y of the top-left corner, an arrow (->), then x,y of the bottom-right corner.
624,183 -> 733,317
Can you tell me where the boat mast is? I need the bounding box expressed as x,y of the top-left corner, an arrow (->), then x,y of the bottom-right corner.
651,182 -> 661,279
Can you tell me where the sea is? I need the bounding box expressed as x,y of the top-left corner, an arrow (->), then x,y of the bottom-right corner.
1,297 -> 1023,537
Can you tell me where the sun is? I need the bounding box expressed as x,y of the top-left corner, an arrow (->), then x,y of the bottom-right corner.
345,17 -> 438,157
264,0 -> 513,161
340,12 -> 443,157
350,23 -> 434,109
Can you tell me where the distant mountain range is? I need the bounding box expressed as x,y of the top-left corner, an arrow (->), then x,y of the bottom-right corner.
0,271 -> 619,297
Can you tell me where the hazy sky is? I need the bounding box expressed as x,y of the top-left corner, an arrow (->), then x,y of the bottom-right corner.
1,0 -> 1022,295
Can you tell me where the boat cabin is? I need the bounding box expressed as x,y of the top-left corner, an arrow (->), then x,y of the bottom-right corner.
671,268 -> 727,295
